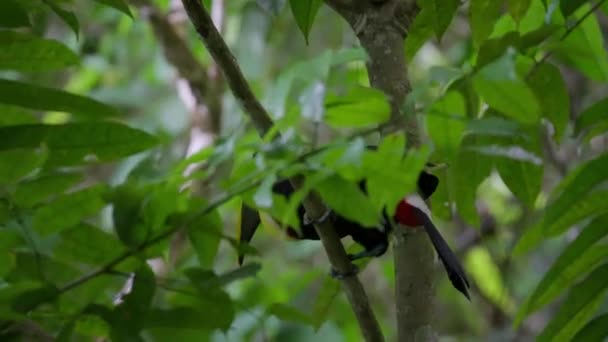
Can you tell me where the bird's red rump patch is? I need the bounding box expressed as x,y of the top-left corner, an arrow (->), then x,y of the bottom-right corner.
394,200 -> 422,227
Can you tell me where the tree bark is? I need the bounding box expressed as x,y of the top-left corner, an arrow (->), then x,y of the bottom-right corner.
325,1 -> 438,340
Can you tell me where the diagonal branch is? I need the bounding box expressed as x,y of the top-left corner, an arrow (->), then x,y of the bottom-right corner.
179,0 -> 384,340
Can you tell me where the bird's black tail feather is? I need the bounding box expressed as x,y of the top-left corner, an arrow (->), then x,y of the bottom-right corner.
414,208 -> 471,300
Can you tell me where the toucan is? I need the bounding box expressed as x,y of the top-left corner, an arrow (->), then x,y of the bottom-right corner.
238,168 -> 471,299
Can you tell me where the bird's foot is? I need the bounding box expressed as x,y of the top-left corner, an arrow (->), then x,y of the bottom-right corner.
329,264 -> 359,280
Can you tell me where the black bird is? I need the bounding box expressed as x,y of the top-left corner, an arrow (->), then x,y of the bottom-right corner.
238,169 -> 470,299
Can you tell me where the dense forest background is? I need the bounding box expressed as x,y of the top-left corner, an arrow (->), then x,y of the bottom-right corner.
1,0 -> 608,341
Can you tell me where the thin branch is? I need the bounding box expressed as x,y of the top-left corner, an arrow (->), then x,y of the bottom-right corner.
179,1 -> 383,340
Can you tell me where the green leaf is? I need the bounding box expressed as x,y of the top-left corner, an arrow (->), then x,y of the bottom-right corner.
560,0 -> 589,17
11,285 -> 59,313
465,116 -> 523,137
544,153 -> 608,229
538,264 -> 608,342
0,79 -> 121,118
447,135 -> 493,225
111,184 -> 148,248
266,303 -> 313,325
575,97 -> 608,142
492,134 -> 543,208
13,172 -> 82,207
33,185 -> 107,236
55,223 -> 126,266
508,0 -> 532,23
146,307 -> 232,332
184,270 -> 236,331
476,32 -> 520,69
364,145 -> 429,215
324,87 -> 391,128
470,0 -> 503,47
0,31 -> 79,72
426,91 -> 467,159
188,210 -> 222,268
289,0 -> 322,44
214,263 -> 262,286
0,0 -> 30,28
314,175 -> 379,227
0,104 -> 37,126
525,61 -> 570,141
515,215 -> 608,325
0,148 -> 47,185
466,247 -> 515,313
113,265 -> 156,335
0,123 -> 158,166
421,0 -> 460,40
473,53 -> 541,123
93,0 -> 133,17
553,6 -> 608,81
572,313 -> 608,342
42,0 -> 79,37
404,7 -> 435,60
545,190 -> 608,237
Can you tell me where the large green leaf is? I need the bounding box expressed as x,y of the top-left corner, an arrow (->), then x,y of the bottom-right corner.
552,6 -> 608,81
448,134 -> 493,225
426,91 -> 467,160
545,190 -> 608,236
0,148 -> 47,185
111,266 -> 156,337
289,0 -> 322,44
572,313 -> 608,342
507,0 -> 532,23
515,215 -> 608,325
0,0 -> 30,28
404,7 -> 435,60
324,87 -> 391,128
473,53 -> 540,123
493,134 -> 543,208
42,0 -> 79,37
33,185 -> 107,236
0,79 -> 120,118
13,172 -> 82,207
55,223 -> 126,266
465,116 -> 523,137
421,0 -> 460,40
525,62 -> 569,141
314,175 -> 379,226
470,0 -> 503,47
544,153 -> 608,229
575,97 -> 608,142
0,123 -> 158,166
466,247 -> 515,313
0,31 -> 79,72
93,0 -> 133,17
561,0 -> 590,17
538,264 -> 608,342
188,210 -> 222,268
364,142 -> 428,216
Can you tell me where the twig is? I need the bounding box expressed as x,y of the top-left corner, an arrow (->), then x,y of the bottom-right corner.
179,0 -> 384,340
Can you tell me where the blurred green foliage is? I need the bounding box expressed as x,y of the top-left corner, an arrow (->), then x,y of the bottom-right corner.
0,0 -> 607,341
